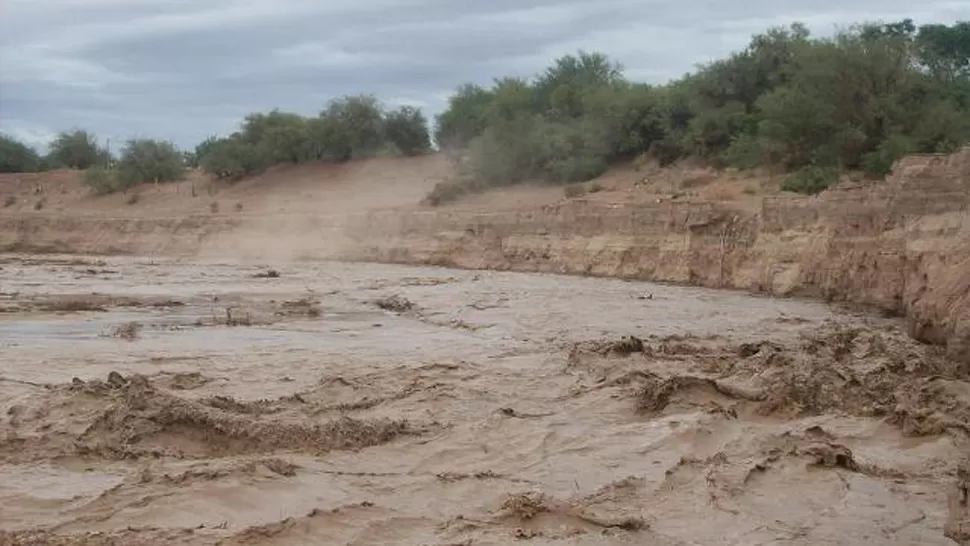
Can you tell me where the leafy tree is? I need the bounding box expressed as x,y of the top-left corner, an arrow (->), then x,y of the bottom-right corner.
306,115 -> 350,162
46,129 -> 110,169
434,84 -> 495,149
755,83 -> 840,169
534,51 -> 623,118
915,21 -> 970,81
459,116 -> 539,185
200,135 -> 266,181
531,117 -> 610,183
582,82 -> 666,159
0,134 -> 41,173
486,77 -> 535,124
114,138 -> 185,189
322,95 -> 385,160
911,98 -> 970,152
240,110 -> 315,164
383,106 -> 432,155
188,136 -> 222,168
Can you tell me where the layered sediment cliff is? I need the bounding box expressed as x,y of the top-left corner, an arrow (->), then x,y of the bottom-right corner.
342,150 -> 970,363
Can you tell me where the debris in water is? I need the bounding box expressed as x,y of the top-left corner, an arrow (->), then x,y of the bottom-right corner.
106,371 -> 126,388
279,297 -> 321,318
111,321 -> 142,341
498,492 -> 549,520
374,295 -> 414,313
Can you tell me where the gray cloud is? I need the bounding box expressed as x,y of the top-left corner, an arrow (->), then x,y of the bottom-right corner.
1,0 -> 966,150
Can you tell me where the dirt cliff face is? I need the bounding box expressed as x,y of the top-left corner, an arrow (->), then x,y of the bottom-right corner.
340,150 -> 970,364
1,150 -> 967,362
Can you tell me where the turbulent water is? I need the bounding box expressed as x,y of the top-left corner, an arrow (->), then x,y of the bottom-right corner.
1,254 -> 967,545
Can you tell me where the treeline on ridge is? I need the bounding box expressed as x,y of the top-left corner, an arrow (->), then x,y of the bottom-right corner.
428,19 -> 970,202
0,96 -> 432,196
192,96 -> 432,183
1,18 -> 968,201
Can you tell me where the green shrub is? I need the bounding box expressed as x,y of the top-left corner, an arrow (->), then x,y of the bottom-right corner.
458,120 -> 537,186
242,110 -> 316,164
200,136 -> 267,181
383,106 -> 431,155
544,154 -> 609,183
434,84 -> 494,149
192,136 -> 221,167
83,167 -> 120,195
563,184 -> 587,198
781,166 -> 840,194
46,130 -> 110,169
720,133 -> 764,170
532,117 -> 610,183
0,134 -> 41,173
322,95 -> 386,160
861,134 -> 915,177
114,138 -> 185,189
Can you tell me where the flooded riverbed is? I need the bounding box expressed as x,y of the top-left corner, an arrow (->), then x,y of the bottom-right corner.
1,254 -> 967,545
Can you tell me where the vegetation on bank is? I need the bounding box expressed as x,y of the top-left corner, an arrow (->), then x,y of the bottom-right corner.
190,98 -> 432,181
0,19 -> 967,200
1,97 -> 433,194
428,19 -> 970,202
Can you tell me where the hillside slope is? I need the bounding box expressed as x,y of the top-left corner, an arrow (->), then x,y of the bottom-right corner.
1,150 -> 968,363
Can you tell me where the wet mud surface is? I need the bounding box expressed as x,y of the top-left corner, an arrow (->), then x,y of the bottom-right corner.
1,254 -> 968,545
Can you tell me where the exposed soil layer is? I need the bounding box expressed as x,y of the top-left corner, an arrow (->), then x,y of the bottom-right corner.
0,258 -> 967,545
338,151 -> 970,365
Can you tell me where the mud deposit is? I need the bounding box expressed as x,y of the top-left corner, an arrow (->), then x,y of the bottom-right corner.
1,254 -> 968,545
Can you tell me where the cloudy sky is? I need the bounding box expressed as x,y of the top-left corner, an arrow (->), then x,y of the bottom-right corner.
1,0 -> 966,151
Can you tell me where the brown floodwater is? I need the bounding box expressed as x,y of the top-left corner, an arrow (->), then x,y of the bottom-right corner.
0,254 -> 966,545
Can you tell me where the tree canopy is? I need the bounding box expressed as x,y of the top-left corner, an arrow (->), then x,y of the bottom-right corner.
430,19 -> 970,199
46,130 -> 110,170
0,134 -> 42,173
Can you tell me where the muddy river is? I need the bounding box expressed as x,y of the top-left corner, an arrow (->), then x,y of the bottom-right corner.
0,254 -> 966,545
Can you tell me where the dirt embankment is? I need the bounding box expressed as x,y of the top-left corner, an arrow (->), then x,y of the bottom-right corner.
1,150 -> 968,361
342,150 -> 970,364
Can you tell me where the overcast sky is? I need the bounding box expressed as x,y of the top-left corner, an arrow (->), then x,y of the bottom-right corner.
1,0 -> 966,151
